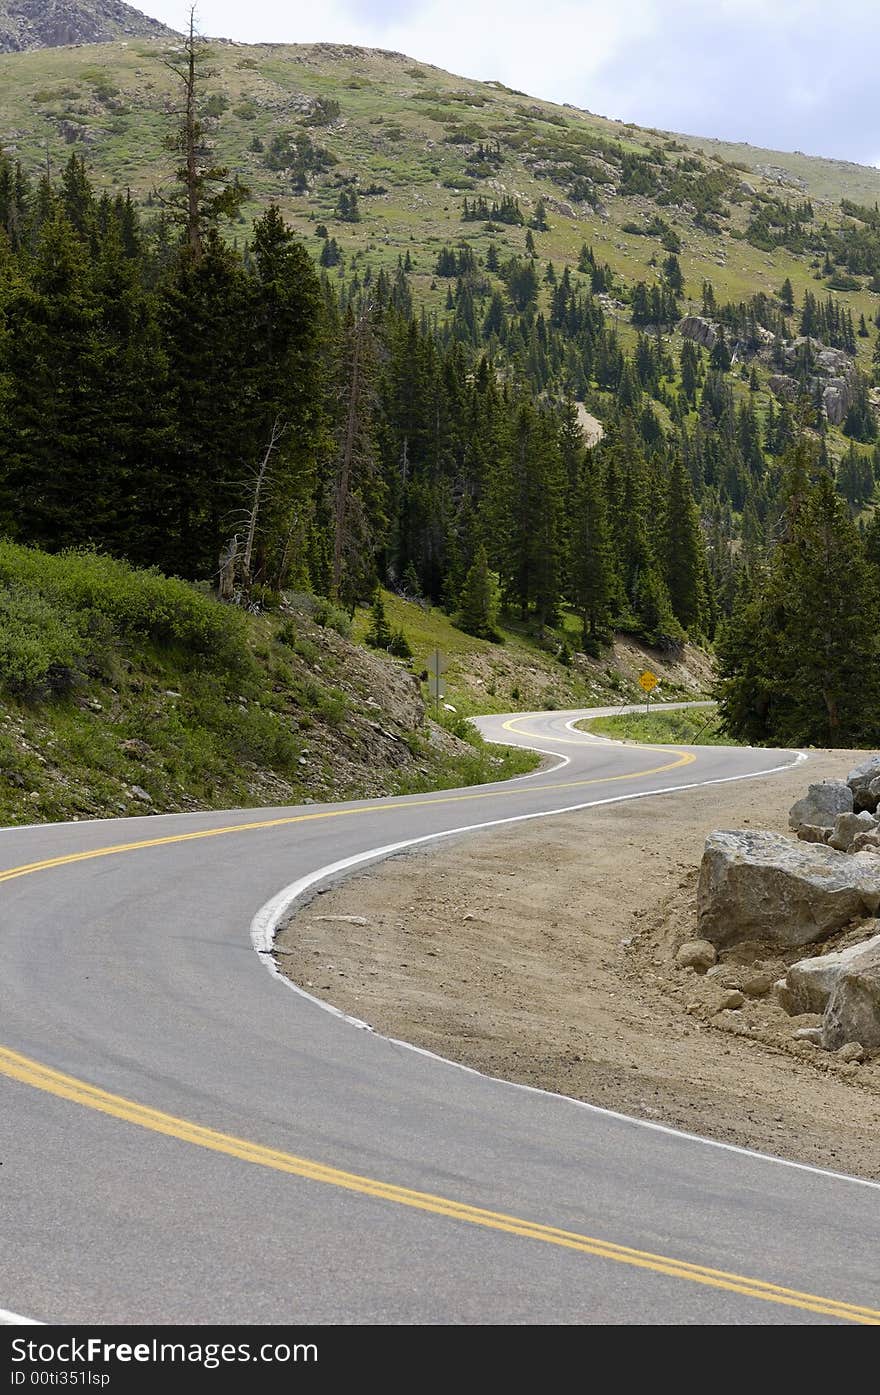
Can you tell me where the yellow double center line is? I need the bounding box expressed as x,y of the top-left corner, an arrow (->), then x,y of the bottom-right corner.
3,740 -> 877,1323
0,741 -> 694,887
1,1046 -> 877,1324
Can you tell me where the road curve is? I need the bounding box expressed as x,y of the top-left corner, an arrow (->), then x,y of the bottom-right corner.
1,705 -> 879,1326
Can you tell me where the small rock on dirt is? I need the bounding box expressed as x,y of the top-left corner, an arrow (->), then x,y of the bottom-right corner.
796,823 -> 830,844
675,939 -> 717,971
741,971 -> 775,998
718,989 -> 745,1010
836,1042 -> 865,1063
792,1026 -> 823,1044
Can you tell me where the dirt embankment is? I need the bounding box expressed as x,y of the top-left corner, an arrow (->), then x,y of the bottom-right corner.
275,750 -> 880,1180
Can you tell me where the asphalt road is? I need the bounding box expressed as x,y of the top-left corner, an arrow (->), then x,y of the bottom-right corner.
1,705 -> 879,1326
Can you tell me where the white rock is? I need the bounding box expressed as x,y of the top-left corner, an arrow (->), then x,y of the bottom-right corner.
783,934 -> 880,1015
828,810 -> 878,852
697,831 -> 880,949
823,957 -> 880,1051
788,781 -> 852,832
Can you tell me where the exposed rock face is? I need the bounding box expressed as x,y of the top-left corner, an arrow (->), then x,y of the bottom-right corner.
782,933 -> 880,1015
0,0 -> 177,53
678,315 -> 718,349
697,830 -> 880,948
828,810 -> 879,852
788,781 -> 852,833
823,378 -> 853,427
769,373 -> 798,402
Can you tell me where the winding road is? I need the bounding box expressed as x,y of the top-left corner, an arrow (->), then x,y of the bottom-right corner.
2,705 -> 879,1326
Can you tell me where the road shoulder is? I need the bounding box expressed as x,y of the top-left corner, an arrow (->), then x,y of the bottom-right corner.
275,749 -> 880,1180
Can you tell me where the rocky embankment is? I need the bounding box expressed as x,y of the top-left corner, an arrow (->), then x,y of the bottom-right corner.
683,755 -> 880,1062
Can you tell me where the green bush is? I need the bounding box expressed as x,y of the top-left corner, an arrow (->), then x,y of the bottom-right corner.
0,544 -> 252,677
312,598 -> 352,638
0,585 -> 86,695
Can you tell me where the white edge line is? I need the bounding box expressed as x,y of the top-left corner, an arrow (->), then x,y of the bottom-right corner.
0,1308 -> 43,1325
246,744 -> 880,1196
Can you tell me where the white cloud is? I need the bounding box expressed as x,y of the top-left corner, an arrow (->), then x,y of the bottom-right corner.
146,0 -> 658,108
138,1 -> 880,164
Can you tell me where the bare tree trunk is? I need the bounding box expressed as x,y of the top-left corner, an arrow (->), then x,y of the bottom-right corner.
184,8 -> 200,259
218,534 -> 239,600
241,417 -> 284,593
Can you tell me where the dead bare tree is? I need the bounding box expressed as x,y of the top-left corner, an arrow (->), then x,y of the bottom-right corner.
241,416 -> 286,594
218,417 -> 288,604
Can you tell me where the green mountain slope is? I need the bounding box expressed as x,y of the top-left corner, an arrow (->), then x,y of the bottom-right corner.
1,37 -> 879,352
0,0 -> 176,53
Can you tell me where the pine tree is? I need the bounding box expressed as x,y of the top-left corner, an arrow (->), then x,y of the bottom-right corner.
458,544 -> 500,639
158,11 -> 247,259
662,455 -> 707,636
717,443 -> 880,745
569,457 -> 614,650
365,588 -> 392,648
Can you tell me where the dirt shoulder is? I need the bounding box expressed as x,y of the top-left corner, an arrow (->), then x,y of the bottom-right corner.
275,749 -> 880,1180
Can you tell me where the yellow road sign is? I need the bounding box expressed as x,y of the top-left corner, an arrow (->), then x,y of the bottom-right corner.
639,670 -> 659,694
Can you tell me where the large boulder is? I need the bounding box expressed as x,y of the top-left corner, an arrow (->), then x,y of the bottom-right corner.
697,830 -> 880,948
823,957 -> 880,1051
848,756 -> 880,813
788,781 -> 852,832
828,810 -> 879,852
782,932 -> 880,1015
822,378 -> 853,426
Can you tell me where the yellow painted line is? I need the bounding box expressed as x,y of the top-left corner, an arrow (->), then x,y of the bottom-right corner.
0,747 -> 695,887
502,716 -> 695,749
0,1044 -> 875,1324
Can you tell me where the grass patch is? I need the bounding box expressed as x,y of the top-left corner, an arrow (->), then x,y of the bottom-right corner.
581,705 -> 739,746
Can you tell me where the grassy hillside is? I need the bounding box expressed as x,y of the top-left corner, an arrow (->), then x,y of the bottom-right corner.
0,542 -> 721,826
0,38 -> 878,375
0,545 -> 548,826
582,705 -> 735,746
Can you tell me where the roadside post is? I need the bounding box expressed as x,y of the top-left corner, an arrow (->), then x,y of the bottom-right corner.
639,669 -> 658,715
427,648 -> 448,718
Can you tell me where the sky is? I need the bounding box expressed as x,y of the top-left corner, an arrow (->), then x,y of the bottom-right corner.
139,1 -> 880,167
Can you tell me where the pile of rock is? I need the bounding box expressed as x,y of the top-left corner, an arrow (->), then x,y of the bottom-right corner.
691,754 -> 880,1057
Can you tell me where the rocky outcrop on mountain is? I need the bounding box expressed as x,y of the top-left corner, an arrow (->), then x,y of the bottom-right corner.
678,315 -> 718,350
0,0 -> 177,53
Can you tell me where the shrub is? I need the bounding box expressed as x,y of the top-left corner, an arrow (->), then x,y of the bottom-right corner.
388,628 -> 412,659
0,586 -> 86,695
312,597 -> 352,638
